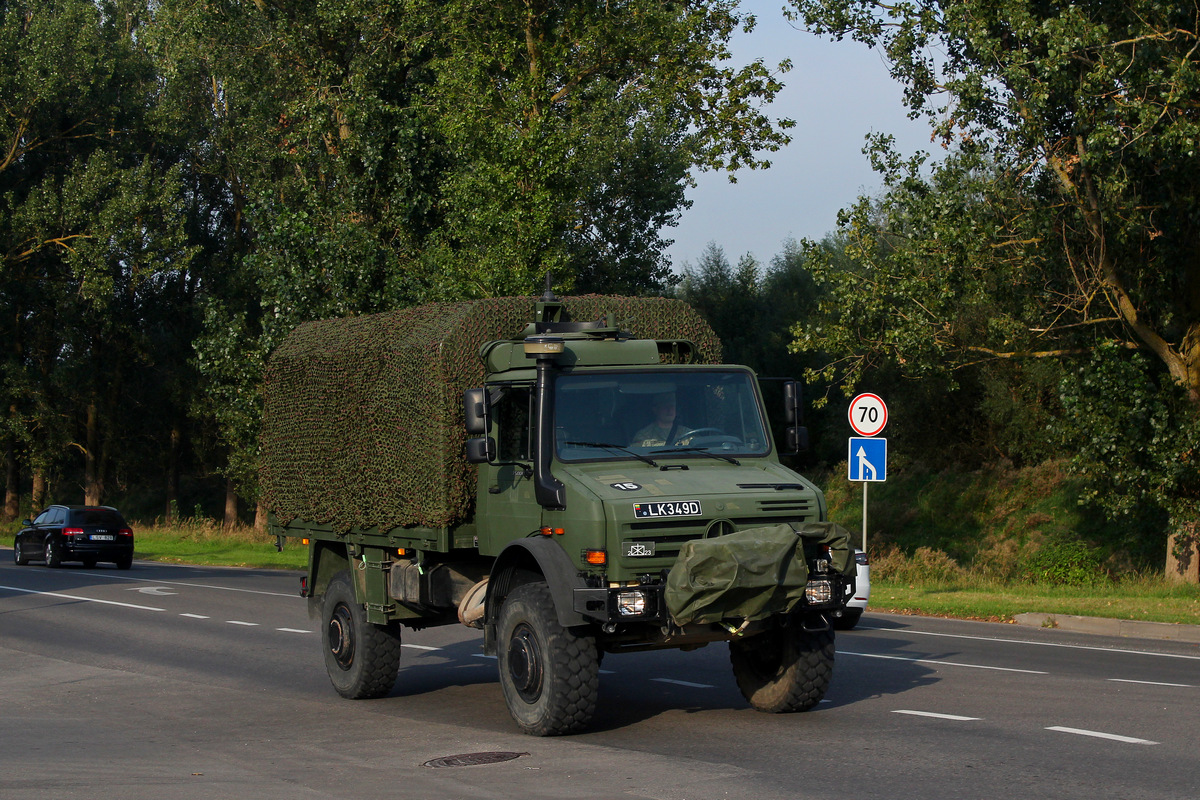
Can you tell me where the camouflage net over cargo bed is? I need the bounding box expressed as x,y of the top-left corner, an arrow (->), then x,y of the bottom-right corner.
261,295 -> 722,532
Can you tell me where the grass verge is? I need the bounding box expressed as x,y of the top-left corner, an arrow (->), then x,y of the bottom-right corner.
869,579 -> 1200,625
131,519 -> 307,570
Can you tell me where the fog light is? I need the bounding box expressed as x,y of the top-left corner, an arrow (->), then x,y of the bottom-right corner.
616,590 -> 648,617
805,579 -> 833,604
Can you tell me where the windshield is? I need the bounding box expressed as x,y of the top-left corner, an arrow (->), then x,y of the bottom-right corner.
554,370 -> 770,462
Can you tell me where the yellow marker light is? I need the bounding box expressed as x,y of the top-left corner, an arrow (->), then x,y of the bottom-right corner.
582,549 -> 607,566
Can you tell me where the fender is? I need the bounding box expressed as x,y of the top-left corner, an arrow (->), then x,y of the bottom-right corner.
486,537 -> 590,632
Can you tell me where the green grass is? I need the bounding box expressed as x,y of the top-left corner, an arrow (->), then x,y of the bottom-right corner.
870,579 -> 1200,625
128,518 -> 308,570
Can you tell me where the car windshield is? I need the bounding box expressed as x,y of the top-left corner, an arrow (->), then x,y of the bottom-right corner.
554,369 -> 770,462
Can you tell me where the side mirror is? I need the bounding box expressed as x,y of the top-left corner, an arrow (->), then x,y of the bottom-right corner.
22,519 -> 32,527
464,388 -> 488,435
785,426 -> 810,454
783,380 -> 803,426
465,436 -> 494,464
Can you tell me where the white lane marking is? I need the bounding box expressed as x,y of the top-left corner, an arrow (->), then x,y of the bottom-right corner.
277,628 -> 311,634
1046,726 -> 1158,745
473,654 -> 498,660
402,644 -> 442,651
651,678 -> 713,689
226,620 -> 259,627
857,625 -> 1200,662
70,571 -> 296,598
1108,678 -> 1195,688
839,650 -> 1048,674
131,587 -> 177,596
0,584 -> 164,612
180,613 -> 209,619
894,710 -> 981,721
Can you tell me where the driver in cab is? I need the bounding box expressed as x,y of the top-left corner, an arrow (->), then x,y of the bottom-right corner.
630,392 -> 691,447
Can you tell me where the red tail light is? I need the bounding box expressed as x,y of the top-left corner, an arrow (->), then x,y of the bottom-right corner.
62,527 -> 84,536
118,528 -> 133,537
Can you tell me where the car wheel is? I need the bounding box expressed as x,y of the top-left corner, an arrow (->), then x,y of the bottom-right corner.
831,608 -> 863,631
321,570 -> 401,699
14,540 -> 29,566
730,622 -> 834,713
497,581 -> 599,736
115,554 -> 133,570
44,539 -> 62,568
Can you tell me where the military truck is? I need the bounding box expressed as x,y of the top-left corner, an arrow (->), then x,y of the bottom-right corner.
263,289 -> 854,735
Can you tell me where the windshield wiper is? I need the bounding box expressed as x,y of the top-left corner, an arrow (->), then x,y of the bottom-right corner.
650,447 -> 741,466
565,441 -> 659,468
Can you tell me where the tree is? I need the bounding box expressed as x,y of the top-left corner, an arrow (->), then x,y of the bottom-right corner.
146,0 -> 797,513
789,0 -> 1200,399
788,1 -> 1200,575
1,0 -> 190,513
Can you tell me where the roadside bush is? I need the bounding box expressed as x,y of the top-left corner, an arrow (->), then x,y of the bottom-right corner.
870,544 -> 964,584
1022,537 -> 1109,586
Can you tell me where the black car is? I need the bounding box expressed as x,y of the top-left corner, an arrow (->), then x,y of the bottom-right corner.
13,505 -> 134,569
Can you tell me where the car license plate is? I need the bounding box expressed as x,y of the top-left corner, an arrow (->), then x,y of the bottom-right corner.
633,501 -> 702,519
90,534 -> 114,541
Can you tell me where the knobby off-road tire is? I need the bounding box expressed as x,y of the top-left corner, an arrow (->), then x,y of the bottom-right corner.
321,570 -> 402,700
497,581 -> 599,736
729,623 -> 835,713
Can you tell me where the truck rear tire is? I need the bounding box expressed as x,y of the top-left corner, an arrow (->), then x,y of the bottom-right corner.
497,581 -> 599,736
730,623 -> 834,713
322,570 -> 402,700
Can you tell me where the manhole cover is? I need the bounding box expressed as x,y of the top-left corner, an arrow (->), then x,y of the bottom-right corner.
422,752 -> 529,769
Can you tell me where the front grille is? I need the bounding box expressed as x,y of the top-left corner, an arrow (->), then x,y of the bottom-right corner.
617,510 -> 817,574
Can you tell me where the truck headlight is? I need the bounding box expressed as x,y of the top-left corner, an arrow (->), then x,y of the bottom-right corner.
616,590 -> 649,617
805,579 -> 833,604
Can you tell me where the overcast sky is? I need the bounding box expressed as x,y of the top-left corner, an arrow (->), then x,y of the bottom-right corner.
665,1 -> 935,271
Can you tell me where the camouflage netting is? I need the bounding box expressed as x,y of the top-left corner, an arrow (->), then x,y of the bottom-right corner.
261,295 -> 722,533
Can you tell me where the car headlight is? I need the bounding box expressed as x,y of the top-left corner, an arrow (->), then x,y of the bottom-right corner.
805,579 -> 833,605
616,590 -> 649,617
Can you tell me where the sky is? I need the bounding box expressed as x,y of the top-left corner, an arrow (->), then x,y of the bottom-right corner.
665,1 -> 936,270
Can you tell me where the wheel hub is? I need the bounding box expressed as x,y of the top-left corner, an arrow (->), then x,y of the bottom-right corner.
328,605 -> 355,670
507,624 -> 544,703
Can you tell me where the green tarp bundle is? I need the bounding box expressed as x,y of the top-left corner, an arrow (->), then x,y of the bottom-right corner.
664,522 -> 854,626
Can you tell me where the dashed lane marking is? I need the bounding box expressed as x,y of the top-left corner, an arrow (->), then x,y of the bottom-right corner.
0,584 -> 164,612
839,650 -> 1048,674
277,628 -> 311,634
1046,726 -> 1158,746
894,710 -> 981,721
1108,678 -> 1194,688
651,678 -> 714,689
226,620 -> 259,627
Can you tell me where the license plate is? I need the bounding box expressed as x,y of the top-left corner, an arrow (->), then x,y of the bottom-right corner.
633,501 -> 702,519
90,534 -> 114,541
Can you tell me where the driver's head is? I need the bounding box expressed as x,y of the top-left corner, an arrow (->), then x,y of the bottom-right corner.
652,392 -> 676,424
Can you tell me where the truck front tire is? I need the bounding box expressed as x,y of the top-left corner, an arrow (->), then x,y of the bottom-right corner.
497,581 -> 599,736
322,570 -> 402,699
730,623 -> 834,713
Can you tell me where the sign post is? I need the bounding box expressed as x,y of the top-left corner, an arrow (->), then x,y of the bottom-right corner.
848,394 -> 888,553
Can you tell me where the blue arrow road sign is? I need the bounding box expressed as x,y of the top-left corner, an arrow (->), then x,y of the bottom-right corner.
848,437 -> 887,482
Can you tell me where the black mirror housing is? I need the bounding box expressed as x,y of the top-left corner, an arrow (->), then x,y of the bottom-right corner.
465,436 -> 494,464
785,425 -> 809,454
463,388 -> 487,435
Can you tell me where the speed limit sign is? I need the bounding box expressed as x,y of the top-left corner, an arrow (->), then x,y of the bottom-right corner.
848,393 -> 888,437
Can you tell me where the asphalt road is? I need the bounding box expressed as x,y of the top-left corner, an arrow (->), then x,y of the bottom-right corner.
2,553 -> 1198,800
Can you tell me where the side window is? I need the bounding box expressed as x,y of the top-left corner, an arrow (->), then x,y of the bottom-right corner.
33,510 -> 52,526
51,508 -> 67,525
494,386 -> 532,462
